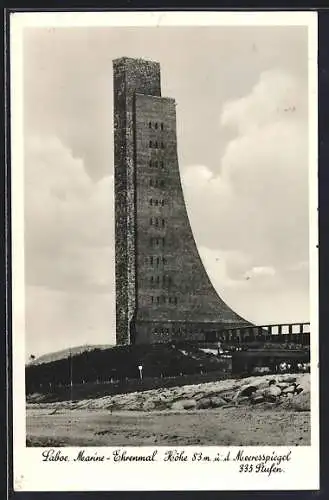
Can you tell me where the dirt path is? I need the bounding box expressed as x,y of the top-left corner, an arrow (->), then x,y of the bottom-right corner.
26,407 -> 310,447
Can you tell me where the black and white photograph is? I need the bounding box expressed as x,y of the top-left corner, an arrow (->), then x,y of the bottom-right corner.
10,11 -> 319,491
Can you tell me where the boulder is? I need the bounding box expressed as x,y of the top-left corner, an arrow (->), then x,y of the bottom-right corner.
278,376 -> 297,384
250,393 -> 265,404
142,401 -> 156,411
171,399 -> 196,410
264,385 -> 282,401
219,391 -> 236,402
210,396 -> 227,408
281,391 -> 310,411
196,398 -> 213,410
281,385 -> 298,396
236,385 -> 257,399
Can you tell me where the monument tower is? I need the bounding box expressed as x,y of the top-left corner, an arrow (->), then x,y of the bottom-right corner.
113,57 -> 249,345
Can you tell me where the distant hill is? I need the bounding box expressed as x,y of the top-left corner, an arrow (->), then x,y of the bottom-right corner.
27,344 -> 114,366
25,342 -> 230,396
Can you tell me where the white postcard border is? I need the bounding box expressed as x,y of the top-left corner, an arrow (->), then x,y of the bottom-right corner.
10,10 -> 319,492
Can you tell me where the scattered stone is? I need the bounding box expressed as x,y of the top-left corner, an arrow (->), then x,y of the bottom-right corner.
196,398 -> 213,410
282,384 -> 298,396
142,401 -> 156,411
278,376 -> 297,384
220,391 -> 236,402
171,399 -> 196,410
236,385 -> 257,399
264,385 -> 282,401
210,396 -> 227,408
250,393 -> 265,404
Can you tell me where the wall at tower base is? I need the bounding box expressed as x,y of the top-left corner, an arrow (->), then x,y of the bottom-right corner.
134,320 -> 249,344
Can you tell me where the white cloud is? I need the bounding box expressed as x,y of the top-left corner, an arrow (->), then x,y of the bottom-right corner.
182,66 -> 309,323
25,136 -> 116,354
25,135 -> 114,291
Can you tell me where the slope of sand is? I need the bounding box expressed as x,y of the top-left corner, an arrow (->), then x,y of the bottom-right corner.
27,372 -> 310,412
26,373 -> 310,446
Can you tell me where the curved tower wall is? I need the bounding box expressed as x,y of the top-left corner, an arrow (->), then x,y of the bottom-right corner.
113,57 -> 250,345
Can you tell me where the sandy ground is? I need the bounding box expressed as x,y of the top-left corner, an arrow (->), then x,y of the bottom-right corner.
26,373 -> 310,447
26,406 -> 310,447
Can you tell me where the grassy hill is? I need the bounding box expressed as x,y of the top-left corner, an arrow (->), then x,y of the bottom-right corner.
26,342 -> 230,396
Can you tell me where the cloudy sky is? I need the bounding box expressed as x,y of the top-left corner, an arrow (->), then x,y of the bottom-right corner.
23,25 -> 310,357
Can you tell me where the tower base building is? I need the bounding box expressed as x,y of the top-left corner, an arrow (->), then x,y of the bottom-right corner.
113,57 -> 250,345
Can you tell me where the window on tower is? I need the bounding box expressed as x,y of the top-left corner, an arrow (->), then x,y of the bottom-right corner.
149,160 -> 152,167
149,122 -> 152,129
161,123 -> 164,130
155,122 -> 158,129
155,141 -> 158,149
149,199 -> 153,206
150,256 -> 153,265
162,219 -> 165,227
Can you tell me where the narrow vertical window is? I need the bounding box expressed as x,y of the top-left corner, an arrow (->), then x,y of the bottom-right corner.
150,256 -> 153,265
156,257 -> 160,266
150,276 -> 154,285
155,218 -> 159,227
149,122 -> 152,128
163,257 -> 166,265
162,219 -> 165,227
149,198 -> 153,206
174,297 -> 178,305
155,141 -> 158,149
150,217 -> 153,226
149,159 -> 152,167
150,179 -> 153,187
162,237 -> 165,247
155,199 -> 158,207
156,276 -> 160,284
155,122 -> 158,129
149,140 -> 152,148
161,142 -> 164,149
161,161 -> 164,169
151,296 -> 153,303
156,238 -> 159,246
161,123 -> 164,130
156,296 -> 160,304
161,199 -> 165,206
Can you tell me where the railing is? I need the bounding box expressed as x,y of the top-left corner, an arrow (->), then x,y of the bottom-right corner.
214,322 -> 310,345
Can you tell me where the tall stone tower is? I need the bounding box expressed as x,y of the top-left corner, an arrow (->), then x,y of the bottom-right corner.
113,57 -> 249,345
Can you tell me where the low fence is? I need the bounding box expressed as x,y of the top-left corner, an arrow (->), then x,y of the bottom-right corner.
26,367 -> 233,403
